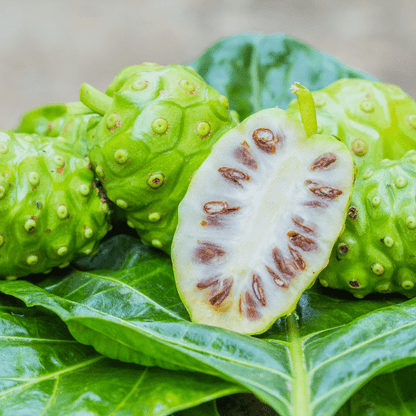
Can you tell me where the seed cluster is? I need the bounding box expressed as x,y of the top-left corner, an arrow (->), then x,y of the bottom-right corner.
172,106 -> 354,334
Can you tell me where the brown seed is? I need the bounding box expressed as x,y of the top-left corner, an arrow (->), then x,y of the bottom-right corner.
244,291 -> 261,320
288,246 -> 306,270
205,216 -> 222,227
218,167 -> 250,187
310,187 -> 342,199
194,243 -> 226,264
209,277 -> 233,306
265,265 -> 289,288
292,217 -> 314,234
348,206 -> 358,220
252,128 -> 277,154
197,276 -> 220,289
311,153 -> 337,170
252,274 -> 266,306
239,296 -> 243,315
287,231 -> 317,252
204,201 -> 240,215
349,280 -> 360,288
272,248 -> 296,277
234,144 -> 258,169
305,179 -> 318,185
304,200 -> 327,208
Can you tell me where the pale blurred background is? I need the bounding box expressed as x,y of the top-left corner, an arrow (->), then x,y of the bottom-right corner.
1,0 -> 415,129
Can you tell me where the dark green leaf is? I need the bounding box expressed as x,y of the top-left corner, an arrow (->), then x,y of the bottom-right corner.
1,235 -> 415,416
190,32 -> 377,120
336,364 -> 416,416
0,292 -> 244,416
174,400 -> 219,416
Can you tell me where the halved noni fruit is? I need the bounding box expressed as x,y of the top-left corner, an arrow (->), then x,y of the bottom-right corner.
172,86 -> 355,335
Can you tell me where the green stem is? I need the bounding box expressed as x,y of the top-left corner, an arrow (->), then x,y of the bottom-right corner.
290,82 -> 318,138
80,83 -> 112,116
287,313 -> 310,416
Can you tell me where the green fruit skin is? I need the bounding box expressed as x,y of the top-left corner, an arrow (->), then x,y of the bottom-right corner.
288,79 -> 416,174
13,102 -> 130,223
319,150 -> 416,298
14,102 -> 101,158
86,63 -> 236,254
0,131 -> 112,279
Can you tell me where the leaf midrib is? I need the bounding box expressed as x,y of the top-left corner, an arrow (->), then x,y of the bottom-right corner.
287,314 -> 310,416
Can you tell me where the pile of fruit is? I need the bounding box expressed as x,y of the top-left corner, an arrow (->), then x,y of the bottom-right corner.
3,61 -> 416,335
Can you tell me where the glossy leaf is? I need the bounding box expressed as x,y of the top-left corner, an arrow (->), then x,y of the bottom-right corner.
336,364 -> 416,416
190,33 -> 377,120
1,235 -> 415,416
0,292 -> 243,416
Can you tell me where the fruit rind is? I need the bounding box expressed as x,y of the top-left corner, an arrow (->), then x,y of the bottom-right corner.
0,132 -> 111,279
319,150 -> 416,298
288,79 -> 416,174
82,63 -> 237,254
14,101 -> 100,158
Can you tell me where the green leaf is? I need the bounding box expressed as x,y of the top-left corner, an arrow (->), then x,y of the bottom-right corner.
174,400 -> 220,416
0,292 -> 243,416
216,364 -> 416,416
190,32 -> 377,120
336,364 -> 416,416
1,235 -> 415,416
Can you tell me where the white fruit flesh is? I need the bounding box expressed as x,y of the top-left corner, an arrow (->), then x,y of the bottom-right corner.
172,108 -> 354,335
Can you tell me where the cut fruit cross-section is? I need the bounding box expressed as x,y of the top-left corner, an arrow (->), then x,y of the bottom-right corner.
172,91 -> 355,335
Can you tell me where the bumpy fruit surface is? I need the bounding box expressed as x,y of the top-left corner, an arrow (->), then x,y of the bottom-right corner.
172,107 -> 355,334
319,150 -> 416,298
0,132 -> 111,279
15,102 -> 101,158
288,79 -> 416,173
80,63 -> 236,254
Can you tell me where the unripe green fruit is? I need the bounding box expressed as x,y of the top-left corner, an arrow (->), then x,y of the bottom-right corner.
81,63 -> 237,254
319,150 -> 416,298
288,79 -> 416,174
14,101 -> 101,158
0,132 -> 111,279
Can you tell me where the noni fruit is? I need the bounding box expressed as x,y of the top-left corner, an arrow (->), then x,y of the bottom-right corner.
80,63 -> 236,254
15,101 -> 101,158
288,79 -> 416,173
319,150 -> 416,299
0,131 -> 111,280
172,85 -> 355,335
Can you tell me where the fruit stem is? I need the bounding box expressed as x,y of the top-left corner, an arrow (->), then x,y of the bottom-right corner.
80,83 -> 112,116
290,82 -> 318,138
66,101 -> 96,115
